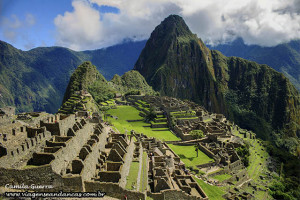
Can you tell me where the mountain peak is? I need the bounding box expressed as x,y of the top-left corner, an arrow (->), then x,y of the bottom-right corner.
162,14 -> 185,25
151,15 -> 193,39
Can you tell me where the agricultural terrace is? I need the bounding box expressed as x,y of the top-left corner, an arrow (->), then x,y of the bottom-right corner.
106,105 -> 180,141
232,127 -> 272,199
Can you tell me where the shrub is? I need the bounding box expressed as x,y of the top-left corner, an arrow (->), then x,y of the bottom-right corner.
190,130 -> 204,139
144,107 -> 157,122
235,145 -> 250,167
125,90 -> 141,96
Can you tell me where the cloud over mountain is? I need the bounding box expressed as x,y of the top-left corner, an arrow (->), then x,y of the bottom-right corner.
54,0 -> 300,50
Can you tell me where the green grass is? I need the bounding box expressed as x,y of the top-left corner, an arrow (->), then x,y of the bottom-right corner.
212,174 -> 232,182
106,106 -> 180,141
155,117 -> 167,120
177,117 -> 198,120
232,127 -> 274,199
168,144 -> 214,168
140,151 -> 148,192
126,161 -> 140,190
203,118 -> 212,122
150,121 -> 168,125
23,165 -> 38,169
247,139 -> 269,181
232,127 -> 269,181
194,176 -> 225,200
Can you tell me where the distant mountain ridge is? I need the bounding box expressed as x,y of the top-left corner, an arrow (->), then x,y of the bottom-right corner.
208,38 -> 300,91
0,40 -> 146,113
134,15 -> 300,141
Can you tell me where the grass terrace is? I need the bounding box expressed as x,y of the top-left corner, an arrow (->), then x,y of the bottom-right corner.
137,100 -> 150,107
100,99 -> 115,106
106,106 -> 180,141
212,174 -> 232,182
231,127 -> 273,199
126,161 -> 139,190
194,176 -> 225,200
247,140 -> 269,181
232,127 -> 270,182
170,110 -> 196,118
168,144 -> 214,169
140,152 -> 148,192
177,117 -> 198,120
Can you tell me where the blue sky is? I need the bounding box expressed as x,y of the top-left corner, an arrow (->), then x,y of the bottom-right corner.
0,0 -> 71,49
1,0 -> 299,51
0,0 -> 119,50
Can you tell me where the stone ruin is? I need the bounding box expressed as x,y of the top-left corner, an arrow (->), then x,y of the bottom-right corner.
125,95 -> 253,199
0,95 -> 257,199
0,113 -> 108,191
0,108 -> 210,200
126,95 -> 233,141
132,133 -> 208,200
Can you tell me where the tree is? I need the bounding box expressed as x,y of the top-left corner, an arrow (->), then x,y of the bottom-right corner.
190,130 -> 204,139
235,145 -> 250,167
144,107 -> 157,122
194,144 -> 199,157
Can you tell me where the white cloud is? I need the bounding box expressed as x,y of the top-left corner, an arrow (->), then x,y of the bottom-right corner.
54,0 -> 300,50
1,14 -> 21,29
3,30 -> 16,41
54,0 -> 103,50
25,13 -> 36,26
0,13 -> 36,46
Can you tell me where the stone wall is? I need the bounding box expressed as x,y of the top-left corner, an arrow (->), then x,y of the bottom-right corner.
196,161 -> 217,169
85,181 -> 146,200
207,169 -> 230,177
229,160 -> 242,171
0,165 -> 64,190
147,189 -> 208,200
0,115 -> 11,125
0,106 -> 15,116
0,130 -> 51,168
0,165 -> 84,192
226,169 -> 248,184
176,118 -> 199,124
197,143 -> 215,158
80,125 -> 109,181
49,123 -> 93,174
119,138 -> 135,188
40,115 -> 76,136
26,127 -> 46,138
173,126 -> 194,141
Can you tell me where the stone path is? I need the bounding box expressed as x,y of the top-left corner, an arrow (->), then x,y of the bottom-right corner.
237,178 -> 252,188
202,166 -> 220,174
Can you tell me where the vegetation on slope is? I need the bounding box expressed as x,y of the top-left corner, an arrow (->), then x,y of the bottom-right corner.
209,38 -> 300,92
111,70 -> 157,96
0,41 -> 61,113
0,40 -> 146,113
60,62 -> 155,114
